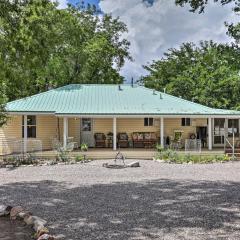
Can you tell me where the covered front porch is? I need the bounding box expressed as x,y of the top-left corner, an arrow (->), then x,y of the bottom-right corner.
1,114 -> 239,156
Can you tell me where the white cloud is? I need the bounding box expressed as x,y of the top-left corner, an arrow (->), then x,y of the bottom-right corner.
99,0 -> 239,81
51,0 -> 68,9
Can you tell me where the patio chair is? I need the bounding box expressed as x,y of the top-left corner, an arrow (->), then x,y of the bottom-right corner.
94,133 -> 106,148
117,133 -> 129,148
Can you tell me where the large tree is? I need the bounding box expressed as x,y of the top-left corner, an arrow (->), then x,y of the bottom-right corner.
141,41 -> 240,109
0,0 -> 131,101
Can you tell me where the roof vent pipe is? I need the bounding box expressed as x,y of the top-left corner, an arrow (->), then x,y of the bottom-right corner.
131,77 -> 134,87
118,85 -> 122,91
160,93 -> 163,99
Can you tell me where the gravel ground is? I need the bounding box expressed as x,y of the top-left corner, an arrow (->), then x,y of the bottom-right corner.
1,159 -> 240,240
0,217 -> 33,240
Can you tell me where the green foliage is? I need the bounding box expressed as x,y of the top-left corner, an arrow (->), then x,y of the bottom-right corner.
154,148 -> 231,164
57,149 -> 70,162
156,144 -> 164,153
75,155 -> 85,162
0,0 -> 131,101
2,153 -> 38,167
80,143 -> 88,151
175,0 -> 239,13
142,41 -> 240,110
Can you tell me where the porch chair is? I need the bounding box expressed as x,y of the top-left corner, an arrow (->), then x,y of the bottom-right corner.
117,133 -> 129,148
94,133 -> 106,148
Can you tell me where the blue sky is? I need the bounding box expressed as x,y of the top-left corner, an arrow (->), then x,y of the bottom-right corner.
60,0 -> 238,81
68,0 -> 100,7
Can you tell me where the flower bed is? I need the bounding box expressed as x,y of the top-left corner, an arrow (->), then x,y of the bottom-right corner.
154,148 -> 231,164
0,153 -> 92,168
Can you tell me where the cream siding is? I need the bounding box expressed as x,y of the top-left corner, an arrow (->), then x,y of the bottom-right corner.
93,117 -> 208,141
0,116 -> 22,155
68,118 -> 80,146
37,116 -> 59,150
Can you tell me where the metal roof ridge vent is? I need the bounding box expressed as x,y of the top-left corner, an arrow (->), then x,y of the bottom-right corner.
118,84 -> 123,91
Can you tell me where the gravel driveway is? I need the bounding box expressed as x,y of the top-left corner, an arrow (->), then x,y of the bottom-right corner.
1,159 -> 240,240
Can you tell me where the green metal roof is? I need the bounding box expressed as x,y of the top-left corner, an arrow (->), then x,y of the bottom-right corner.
6,84 -> 240,116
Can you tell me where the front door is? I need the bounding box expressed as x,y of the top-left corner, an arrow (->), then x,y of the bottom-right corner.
213,118 -> 225,146
81,118 -> 94,147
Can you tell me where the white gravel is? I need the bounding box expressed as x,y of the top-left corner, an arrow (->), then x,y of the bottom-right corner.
1,159 -> 240,240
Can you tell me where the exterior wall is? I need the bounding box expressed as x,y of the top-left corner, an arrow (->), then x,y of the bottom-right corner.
68,118 -> 80,146
116,118 -> 160,137
164,118 -> 207,140
93,117 -> 208,141
37,116 -> 59,150
0,115 -> 22,155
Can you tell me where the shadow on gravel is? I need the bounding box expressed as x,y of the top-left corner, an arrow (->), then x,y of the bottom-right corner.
1,179 -> 240,240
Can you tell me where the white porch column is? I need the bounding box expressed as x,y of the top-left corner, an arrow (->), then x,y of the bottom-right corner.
113,117 -> 117,151
23,115 -> 27,153
208,117 -> 212,150
160,117 -> 164,148
63,117 -> 68,148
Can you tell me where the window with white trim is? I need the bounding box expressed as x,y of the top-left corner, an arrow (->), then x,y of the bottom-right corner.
144,118 -> 153,126
22,115 -> 36,138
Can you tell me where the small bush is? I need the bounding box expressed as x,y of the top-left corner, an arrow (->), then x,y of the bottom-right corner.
80,143 -> 88,152
154,147 -> 231,164
75,155 -> 85,162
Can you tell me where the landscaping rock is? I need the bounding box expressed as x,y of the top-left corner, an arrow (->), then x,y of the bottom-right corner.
127,161 -> 140,167
10,206 -> 24,220
37,233 -> 55,240
156,159 -> 165,163
6,164 -> 14,168
17,210 -> 31,219
24,215 -> 35,225
36,227 -> 49,239
0,205 -> 12,216
34,221 -> 45,232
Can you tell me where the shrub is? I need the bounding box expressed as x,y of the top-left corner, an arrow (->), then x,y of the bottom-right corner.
75,155 -> 85,162
80,143 -> 88,152
154,148 -> 231,164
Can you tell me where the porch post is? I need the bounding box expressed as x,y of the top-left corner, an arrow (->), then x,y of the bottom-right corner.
113,117 -> 117,151
63,117 -> 68,148
160,117 -> 164,148
208,117 -> 212,150
23,115 -> 27,153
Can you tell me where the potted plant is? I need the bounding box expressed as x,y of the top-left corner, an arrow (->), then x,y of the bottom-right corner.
80,143 -> 88,152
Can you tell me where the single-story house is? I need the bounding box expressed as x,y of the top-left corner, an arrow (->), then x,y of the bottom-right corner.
0,84 -> 240,154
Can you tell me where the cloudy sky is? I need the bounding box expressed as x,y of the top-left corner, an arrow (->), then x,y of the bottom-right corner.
58,0 -> 238,81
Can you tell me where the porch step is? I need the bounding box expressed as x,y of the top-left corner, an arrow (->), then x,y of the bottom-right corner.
225,148 -> 240,154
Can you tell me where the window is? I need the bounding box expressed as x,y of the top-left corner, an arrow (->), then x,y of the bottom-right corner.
82,118 -> 92,132
22,115 -> 36,138
181,118 -> 191,126
144,118 -> 153,126
228,119 -> 239,137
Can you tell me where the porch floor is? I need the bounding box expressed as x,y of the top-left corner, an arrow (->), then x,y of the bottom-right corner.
39,148 -> 225,160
